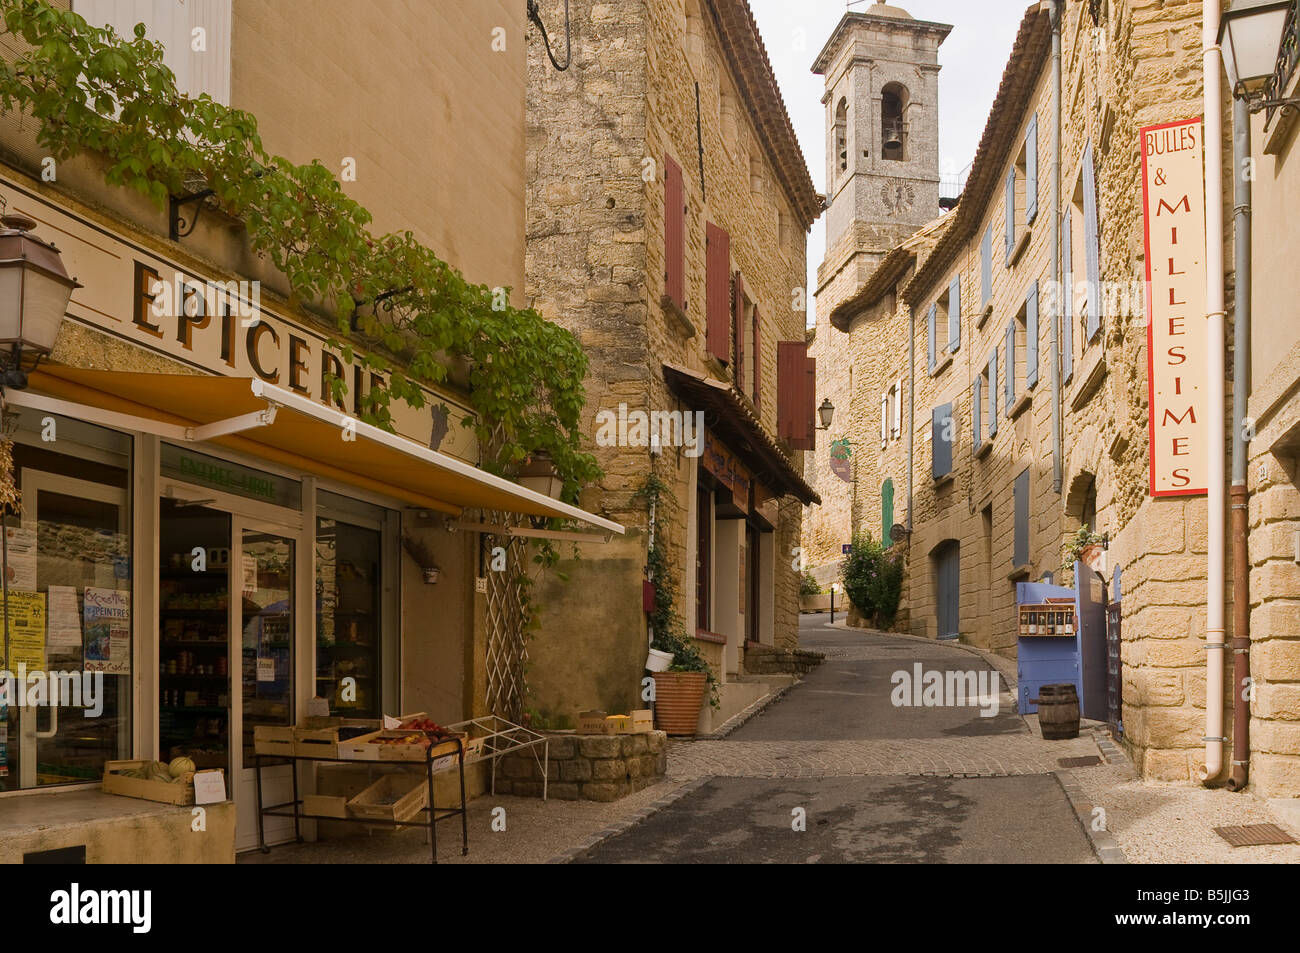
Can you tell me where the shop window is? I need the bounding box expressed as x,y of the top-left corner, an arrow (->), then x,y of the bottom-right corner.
880,83 -> 908,161
2,409 -> 132,792
316,518 -> 383,717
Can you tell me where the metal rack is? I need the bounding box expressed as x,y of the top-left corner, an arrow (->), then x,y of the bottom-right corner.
444,715 -> 551,800
253,735 -> 468,865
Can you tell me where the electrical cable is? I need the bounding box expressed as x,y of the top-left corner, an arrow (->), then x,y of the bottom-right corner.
528,0 -> 571,72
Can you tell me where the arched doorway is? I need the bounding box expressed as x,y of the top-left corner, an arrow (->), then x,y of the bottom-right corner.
932,539 -> 960,639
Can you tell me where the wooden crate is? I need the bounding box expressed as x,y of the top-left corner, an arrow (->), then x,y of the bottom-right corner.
253,724 -> 296,757
302,794 -> 349,819
349,730 -> 469,763
1018,602 -> 1076,637
102,761 -> 195,805
347,774 -> 428,824
294,725 -> 378,758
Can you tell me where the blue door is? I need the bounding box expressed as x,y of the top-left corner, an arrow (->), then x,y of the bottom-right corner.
935,541 -> 960,639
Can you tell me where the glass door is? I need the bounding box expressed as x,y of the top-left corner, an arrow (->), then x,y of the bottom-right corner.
235,525 -> 296,851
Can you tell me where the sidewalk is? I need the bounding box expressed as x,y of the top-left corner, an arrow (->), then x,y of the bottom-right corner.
825,618 -> 1300,864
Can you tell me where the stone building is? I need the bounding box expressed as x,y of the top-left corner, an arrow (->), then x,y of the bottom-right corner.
0,0 -> 627,860
804,1 -> 950,583
817,0 -> 1300,799
525,0 -> 821,731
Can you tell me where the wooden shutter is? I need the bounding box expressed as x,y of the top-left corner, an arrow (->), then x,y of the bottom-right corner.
664,154 -> 685,309
1026,113 -> 1039,224
1004,323 -> 1015,411
880,392 -> 888,448
988,349 -> 999,436
1062,207 -> 1073,381
926,303 -> 937,372
778,340 -> 814,450
972,376 -> 983,449
931,403 -> 953,479
751,303 -> 761,411
733,271 -> 745,388
981,226 -> 992,310
705,222 -> 730,362
1004,169 -> 1016,265
948,274 -> 961,353
892,378 -> 902,437
1025,280 -> 1039,388
881,480 -> 894,547
1013,468 -> 1030,567
1082,142 -> 1100,342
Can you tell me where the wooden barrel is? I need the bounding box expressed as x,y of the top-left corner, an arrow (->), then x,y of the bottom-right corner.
1036,683 -> 1080,740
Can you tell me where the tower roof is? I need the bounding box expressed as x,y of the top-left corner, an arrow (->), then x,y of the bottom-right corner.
811,6 -> 952,75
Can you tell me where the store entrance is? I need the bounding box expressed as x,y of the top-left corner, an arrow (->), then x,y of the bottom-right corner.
159,497 -> 301,851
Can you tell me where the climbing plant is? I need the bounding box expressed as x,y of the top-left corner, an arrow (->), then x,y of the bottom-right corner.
0,0 -> 600,495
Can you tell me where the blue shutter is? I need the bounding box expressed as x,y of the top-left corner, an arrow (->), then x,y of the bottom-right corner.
1062,207 -> 1073,381
1004,169 -> 1016,265
1004,322 -> 1015,412
948,274 -> 961,353
927,303 -> 937,372
932,403 -> 953,479
972,375 -> 983,449
1026,280 -> 1039,389
1025,113 -> 1039,224
981,226 -> 992,311
988,350 -> 999,436
1013,468 -> 1030,567
1082,141 -> 1100,342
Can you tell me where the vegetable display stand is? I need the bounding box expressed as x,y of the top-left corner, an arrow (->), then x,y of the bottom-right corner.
252,734 -> 468,864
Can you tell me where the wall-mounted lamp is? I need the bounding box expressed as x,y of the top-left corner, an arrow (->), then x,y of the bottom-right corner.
817,398 -> 835,430
0,214 -> 81,389
1219,0 -> 1300,114
517,450 -> 564,500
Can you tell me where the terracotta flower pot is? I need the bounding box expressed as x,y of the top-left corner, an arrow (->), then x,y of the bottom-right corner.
652,671 -> 708,736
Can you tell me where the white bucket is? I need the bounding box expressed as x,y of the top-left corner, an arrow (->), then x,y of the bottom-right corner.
645,648 -> 674,672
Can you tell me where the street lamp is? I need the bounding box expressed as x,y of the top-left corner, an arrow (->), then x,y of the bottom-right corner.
0,213 -> 80,389
817,398 -> 835,430
1218,0 -> 1300,113
517,450 -> 564,500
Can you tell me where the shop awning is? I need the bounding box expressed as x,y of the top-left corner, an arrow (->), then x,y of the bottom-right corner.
10,366 -> 624,535
661,362 -> 820,506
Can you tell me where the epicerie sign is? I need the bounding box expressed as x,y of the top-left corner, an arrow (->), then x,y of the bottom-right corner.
1140,118 -> 1208,497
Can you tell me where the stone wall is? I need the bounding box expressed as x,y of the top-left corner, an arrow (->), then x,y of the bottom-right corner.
495,732 -> 668,802
743,645 -> 824,677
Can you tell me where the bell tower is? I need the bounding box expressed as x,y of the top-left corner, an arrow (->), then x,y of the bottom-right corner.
813,1 -> 951,286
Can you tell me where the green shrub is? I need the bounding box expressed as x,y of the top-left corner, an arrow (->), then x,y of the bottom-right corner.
841,533 -> 904,628
799,571 -> 823,596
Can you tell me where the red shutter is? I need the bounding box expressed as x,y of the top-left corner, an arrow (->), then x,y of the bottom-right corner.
664,155 -> 685,309
732,271 -> 745,389
705,222 -> 730,362
752,303 -> 761,412
778,339 -> 814,449
803,355 -> 817,450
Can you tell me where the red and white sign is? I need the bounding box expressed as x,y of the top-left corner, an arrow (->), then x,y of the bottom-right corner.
1140,118 -> 1208,497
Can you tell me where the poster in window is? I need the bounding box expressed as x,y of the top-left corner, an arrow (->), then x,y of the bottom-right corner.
47,585 -> 83,654
83,587 -> 130,675
2,525 -> 36,591
0,589 -> 46,669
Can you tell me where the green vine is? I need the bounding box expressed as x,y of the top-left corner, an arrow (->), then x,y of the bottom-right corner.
0,0 -> 600,494
634,473 -> 719,707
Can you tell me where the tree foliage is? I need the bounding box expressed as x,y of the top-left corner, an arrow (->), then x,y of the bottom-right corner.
841,533 -> 903,629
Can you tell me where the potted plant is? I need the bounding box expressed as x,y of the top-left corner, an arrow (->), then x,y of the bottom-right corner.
401,534 -> 441,584
649,632 -> 716,736
1062,524 -> 1106,574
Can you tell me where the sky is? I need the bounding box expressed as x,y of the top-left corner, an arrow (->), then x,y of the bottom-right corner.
746,0 -> 1031,323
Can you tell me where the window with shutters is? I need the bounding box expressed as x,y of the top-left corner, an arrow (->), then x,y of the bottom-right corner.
927,279 -> 957,376
1005,120 -> 1036,267
931,402 -> 955,482
664,155 -> 686,311
979,225 -> 994,321
1073,142 -> 1102,353
1013,467 -> 1031,569
987,348 -> 1000,438
1007,292 -> 1034,418
705,222 -> 731,363
1062,206 -> 1075,382
751,303 -> 762,410
778,340 -> 815,451
75,0 -> 232,104
881,479 -> 895,548
732,272 -> 747,389
974,363 -> 993,457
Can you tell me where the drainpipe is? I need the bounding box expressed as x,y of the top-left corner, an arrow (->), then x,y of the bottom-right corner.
1228,93 -> 1251,792
1049,0 -> 1063,495
906,300 -> 915,532
1202,0 -> 1227,784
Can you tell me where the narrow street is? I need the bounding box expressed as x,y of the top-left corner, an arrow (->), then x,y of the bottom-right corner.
575,616 -> 1101,863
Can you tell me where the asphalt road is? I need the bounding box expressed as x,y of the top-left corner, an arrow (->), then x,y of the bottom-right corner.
574,616 -> 1098,864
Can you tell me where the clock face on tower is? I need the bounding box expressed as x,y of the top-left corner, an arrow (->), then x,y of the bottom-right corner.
881,180 -> 916,216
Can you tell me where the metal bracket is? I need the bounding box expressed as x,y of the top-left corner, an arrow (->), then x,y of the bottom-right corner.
446,519 -> 612,544
169,188 -> 216,241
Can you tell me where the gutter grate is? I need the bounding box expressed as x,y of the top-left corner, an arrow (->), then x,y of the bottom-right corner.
1058,756 -> 1103,768
1213,824 -> 1297,847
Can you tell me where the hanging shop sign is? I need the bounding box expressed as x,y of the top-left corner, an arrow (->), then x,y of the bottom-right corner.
829,437 -> 853,483
0,176 -> 477,462
702,431 -> 751,515
1140,118 -> 1208,497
